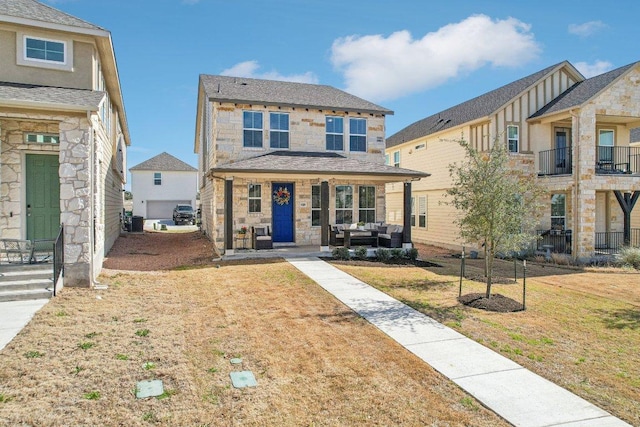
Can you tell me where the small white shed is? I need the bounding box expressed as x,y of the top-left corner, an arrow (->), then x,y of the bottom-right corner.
129,152 -> 198,219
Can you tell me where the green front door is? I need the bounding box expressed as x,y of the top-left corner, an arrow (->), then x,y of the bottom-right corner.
26,154 -> 60,240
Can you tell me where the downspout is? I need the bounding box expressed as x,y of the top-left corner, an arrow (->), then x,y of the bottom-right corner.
570,109 -> 580,258
87,110 -> 99,288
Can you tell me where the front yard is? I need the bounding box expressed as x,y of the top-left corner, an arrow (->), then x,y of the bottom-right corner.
333,244 -> 640,426
0,233 -> 638,425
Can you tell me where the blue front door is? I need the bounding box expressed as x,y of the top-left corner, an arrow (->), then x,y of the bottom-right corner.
272,183 -> 294,242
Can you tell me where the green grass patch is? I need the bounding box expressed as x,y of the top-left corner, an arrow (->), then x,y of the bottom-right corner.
24,350 -> 44,359
83,391 -> 101,400
135,329 -> 150,337
116,354 -> 129,360
78,342 -> 95,351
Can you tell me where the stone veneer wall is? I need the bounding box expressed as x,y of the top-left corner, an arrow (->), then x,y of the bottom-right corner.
212,177 -> 386,253
58,115 -> 92,287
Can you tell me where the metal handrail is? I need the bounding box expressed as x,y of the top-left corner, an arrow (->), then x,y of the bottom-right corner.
53,224 -> 64,297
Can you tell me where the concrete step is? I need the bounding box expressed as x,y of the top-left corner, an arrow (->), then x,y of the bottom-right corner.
0,288 -> 52,302
0,264 -> 54,302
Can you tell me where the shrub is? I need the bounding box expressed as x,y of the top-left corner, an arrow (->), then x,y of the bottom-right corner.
332,247 -> 351,260
354,246 -> 368,260
617,246 -> 640,269
405,247 -> 419,261
390,248 -> 404,260
376,248 -> 390,262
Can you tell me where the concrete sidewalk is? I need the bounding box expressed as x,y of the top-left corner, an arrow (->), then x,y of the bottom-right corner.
287,257 -> 631,427
0,299 -> 49,351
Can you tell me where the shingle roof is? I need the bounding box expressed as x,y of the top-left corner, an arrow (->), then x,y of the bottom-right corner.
200,75 -> 393,115
387,62 -> 569,147
210,151 -> 428,179
530,62 -> 639,118
0,81 -> 104,110
130,152 -> 197,172
0,0 -> 103,30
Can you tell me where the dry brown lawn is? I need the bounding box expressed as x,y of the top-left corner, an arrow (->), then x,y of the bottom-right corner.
0,233 -> 507,426
333,243 -> 640,426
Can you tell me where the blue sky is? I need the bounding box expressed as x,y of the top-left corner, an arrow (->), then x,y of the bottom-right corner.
47,0 -> 640,186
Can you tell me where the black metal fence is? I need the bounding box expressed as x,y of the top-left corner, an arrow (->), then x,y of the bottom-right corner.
536,230 -> 572,254
594,229 -> 640,255
538,147 -> 572,176
596,146 -> 640,174
53,224 -> 64,297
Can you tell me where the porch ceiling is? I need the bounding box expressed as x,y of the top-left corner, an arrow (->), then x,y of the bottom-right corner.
208,150 -> 429,183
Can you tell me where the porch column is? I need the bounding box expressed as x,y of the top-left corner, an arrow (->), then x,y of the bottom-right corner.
403,182 -> 412,249
224,178 -> 234,255
59,117 -> 92,287
320,181 -> 329,251
573,108 -> 597,259
613,191 -> 640,246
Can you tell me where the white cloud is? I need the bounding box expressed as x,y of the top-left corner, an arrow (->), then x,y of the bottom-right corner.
568,21 -> 606,37
330,14 -> 541,102
221,61 -> 319,84
574,60 -> 613,78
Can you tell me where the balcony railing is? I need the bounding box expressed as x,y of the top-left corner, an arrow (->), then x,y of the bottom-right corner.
537,229 -> 640,256
595,146 -> 640,174
539,146 -> 640,176
538,147 -> 572,176
595,229 -> 640,255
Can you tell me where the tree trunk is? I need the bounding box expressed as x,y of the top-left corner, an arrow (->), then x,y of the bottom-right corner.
485,246 -> 494,298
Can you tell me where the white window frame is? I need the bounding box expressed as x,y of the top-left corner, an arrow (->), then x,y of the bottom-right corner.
24,133 -> 59,144
418,196 -> 427,228
598,129 -> 615,163
243,111 -> 263,148
17,33 -> 73,71
269,112 -> 289,149
393,151 -> 400,168
326,116 -> 344,151
507,125 -> 519,153
349,118 -> 367,152
153,172 -> 162,186
358,186 -> 376,223
551,194 -> 565,231
335,185 -> 353,224
248,184 -> 262,213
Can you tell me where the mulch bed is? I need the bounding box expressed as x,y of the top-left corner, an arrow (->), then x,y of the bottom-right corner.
458,293 -> 524,312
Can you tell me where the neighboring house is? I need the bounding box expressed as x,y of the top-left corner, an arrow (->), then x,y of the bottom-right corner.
0,0 -> 131,286
194,75 -> 428,255
386,60 -> 640,260
129,152 -> 198,219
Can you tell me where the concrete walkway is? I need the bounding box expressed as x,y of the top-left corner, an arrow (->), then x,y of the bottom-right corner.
287,257 -> 631,427
0,299 -> 49,351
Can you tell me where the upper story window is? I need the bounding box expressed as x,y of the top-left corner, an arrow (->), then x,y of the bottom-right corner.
25,37 -> 65,63
326,116 -> 344,151
270,113 -> 289,149
507,125 -> 519,153
243,111 -> 263,148
17,33 -> 73,71
393,151 -> 400,168
154,172 -> 162,185
385,153 -> 390,165
598,129 -> 615,162
25,133 -> 59,144
349,118 -> 367,152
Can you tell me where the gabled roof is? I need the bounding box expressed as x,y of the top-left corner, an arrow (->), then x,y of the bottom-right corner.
387,62 -> 577,148
130,152 -> 197,172
0,81 -> 104,110
530,61 -> 639,119
0,0 -> 104,31
209,151 -> 428,179
199,75 -> 393,115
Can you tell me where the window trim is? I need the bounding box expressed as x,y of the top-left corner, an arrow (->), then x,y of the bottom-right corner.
326,116 -> 344,151
248,183 -> 262,213
243,111 -> 263,148
393,151 -> 400,168
349,118 -> 367,152
358,185 -> 376,223
418,196 -> 427,228
335,185 -> 353,224
153,172 -> 162,186
551,194 -> 566,231
507,124 -> 519,153
17,33 -> 73,71
269,112 -> 289,149
24,133 -> 59,144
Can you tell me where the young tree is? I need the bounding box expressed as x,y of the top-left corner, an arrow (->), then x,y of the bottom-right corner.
445,138 -> 546,298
